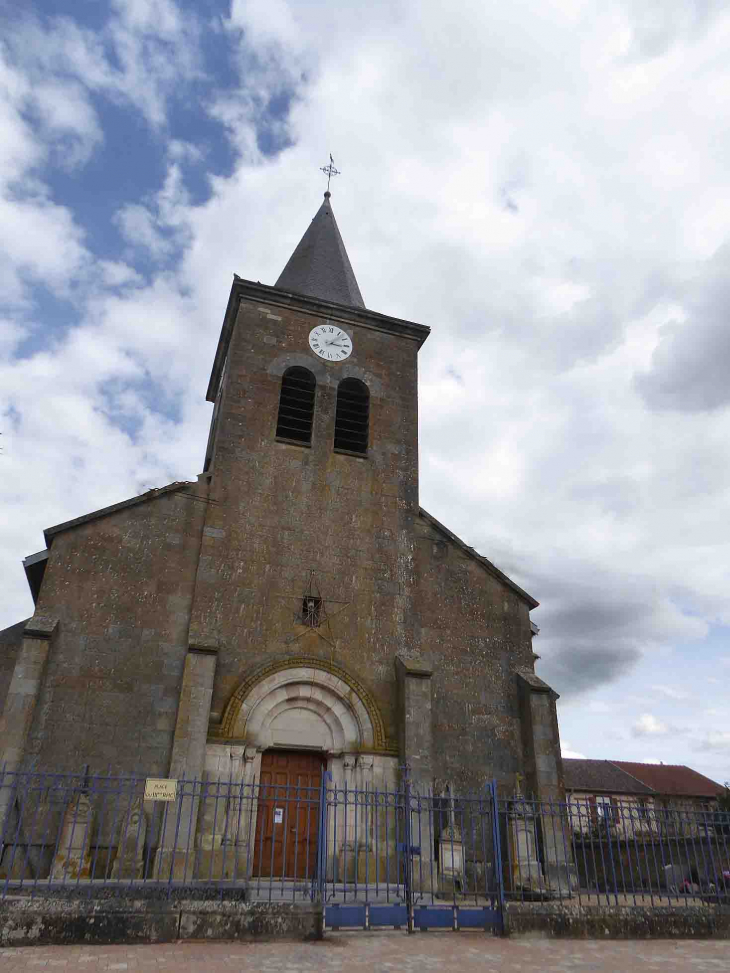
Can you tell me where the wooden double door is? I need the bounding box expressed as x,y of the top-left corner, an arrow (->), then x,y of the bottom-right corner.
252,749 -> 325,878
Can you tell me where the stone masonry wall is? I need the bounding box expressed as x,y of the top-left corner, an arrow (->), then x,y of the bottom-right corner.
0,619 -> 25,718
413,515 -> 536,795
22,487 -> 206,775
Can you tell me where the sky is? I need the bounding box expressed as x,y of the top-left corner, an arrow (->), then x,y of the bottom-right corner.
1,0 -> 729,787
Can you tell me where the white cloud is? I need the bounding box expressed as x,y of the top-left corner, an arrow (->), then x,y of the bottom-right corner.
632,714 -> 671,737
31,81 -> 103,169
651,685 -> 690,701
115,203 -> 173,259
561,746 -> 587,759
98,261 -> 144,288
3,0 -> 730,786
115,163 -> 193,259
168,140 -> 204,164
693,732 -> 730,753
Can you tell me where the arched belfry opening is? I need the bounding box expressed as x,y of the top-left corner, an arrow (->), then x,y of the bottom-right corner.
334,377 -> 369,454
275,366 -> 316,444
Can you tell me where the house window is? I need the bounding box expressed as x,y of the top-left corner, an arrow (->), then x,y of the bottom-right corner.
596,797 -> 619,824
276,367 -> 316,445
334,378 -> 369,454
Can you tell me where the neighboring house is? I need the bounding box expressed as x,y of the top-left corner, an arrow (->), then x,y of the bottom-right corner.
564,759 -> 723,837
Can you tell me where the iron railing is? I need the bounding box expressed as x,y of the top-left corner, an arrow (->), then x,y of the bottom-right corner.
0,768 -> 727,925
498,795 -> 730,905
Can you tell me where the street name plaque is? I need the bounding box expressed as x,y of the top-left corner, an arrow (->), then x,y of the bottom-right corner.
144,778 -> 178,801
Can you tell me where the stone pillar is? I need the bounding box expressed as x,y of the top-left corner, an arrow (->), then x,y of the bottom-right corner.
507,800 -> 546,895
223,745 -> 246,851
0,615 -> 57,860
0,615 -> 57,771
196,743 -> 255,880
155,647 -> 217,880
516,668 -> 576,891
338,754 -> 358,882
395,657 -> 436,893
234,746 -> 260,877
395,656 -> 433,793
356,755 -> 377,883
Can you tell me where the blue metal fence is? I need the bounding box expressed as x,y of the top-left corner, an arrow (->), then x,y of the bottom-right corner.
1,767 -> 728,930
498,795 -> 730,908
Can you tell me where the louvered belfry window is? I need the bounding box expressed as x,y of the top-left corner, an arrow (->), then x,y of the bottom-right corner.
276,367 -> 316,444
334,378 -> 369,454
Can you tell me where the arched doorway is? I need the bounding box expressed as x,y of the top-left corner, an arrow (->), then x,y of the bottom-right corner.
203,660 -> 395,881
252,748 -> 324,878
231,662 -> 377,880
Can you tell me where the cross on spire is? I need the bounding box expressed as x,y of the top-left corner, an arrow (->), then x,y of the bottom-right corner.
320,153 -> 340,193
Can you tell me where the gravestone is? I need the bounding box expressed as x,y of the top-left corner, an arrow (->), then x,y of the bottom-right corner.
50,792 -> 94,880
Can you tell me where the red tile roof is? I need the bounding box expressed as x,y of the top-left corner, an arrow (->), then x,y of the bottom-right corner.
563,759 -> 654,795
611,762 -> 723,798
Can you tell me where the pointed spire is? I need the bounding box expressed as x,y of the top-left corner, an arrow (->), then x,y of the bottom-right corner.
275,192 -> 365,309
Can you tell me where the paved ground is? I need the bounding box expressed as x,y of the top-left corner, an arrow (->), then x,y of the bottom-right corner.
1,935 -> 730,971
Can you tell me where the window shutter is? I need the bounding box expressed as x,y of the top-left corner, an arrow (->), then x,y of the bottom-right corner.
276,367 -> 316,444
334,378 -> 369,454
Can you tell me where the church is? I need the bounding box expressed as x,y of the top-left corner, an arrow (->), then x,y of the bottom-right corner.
0,188 -> 564,879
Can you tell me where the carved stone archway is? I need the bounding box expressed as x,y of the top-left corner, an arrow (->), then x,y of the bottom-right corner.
218,656 -> 387,752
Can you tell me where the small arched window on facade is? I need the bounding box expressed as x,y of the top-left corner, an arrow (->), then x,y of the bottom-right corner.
275,367 -> 316,445
334,378 -> 369,454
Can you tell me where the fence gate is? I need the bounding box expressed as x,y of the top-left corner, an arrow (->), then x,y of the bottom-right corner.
323,777 -> 504,934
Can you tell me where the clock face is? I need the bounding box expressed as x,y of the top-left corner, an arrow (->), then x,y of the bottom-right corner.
308,325 -> 352,362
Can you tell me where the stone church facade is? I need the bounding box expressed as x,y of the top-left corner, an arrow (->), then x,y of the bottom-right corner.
1,192 -> 564,852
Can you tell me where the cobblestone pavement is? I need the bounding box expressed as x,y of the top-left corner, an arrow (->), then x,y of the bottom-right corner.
2,936 -> 730,971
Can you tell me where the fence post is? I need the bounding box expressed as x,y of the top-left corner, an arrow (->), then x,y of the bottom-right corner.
0,763 -> 10,870
402,765 -> 414,933
703,807 -> 719,900
315,771 -> 331,921
490,780 -> 506,935
604,816 -> 619,905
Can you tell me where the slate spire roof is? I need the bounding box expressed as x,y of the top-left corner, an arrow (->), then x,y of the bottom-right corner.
275,192 -> 365,309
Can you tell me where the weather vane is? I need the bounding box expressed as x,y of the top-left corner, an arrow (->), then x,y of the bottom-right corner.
320,154 -> 340,192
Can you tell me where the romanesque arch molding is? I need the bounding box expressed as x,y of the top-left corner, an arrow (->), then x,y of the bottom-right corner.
218,657 -> 387,751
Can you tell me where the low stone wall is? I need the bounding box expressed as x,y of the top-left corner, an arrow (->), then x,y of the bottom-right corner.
0,889 -> 322,947
2,889 -> 729,945
506,902 -> 730,939
571,836 -> 730,893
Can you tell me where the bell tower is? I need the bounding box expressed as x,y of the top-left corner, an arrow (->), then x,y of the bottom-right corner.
188,190 -> 430,755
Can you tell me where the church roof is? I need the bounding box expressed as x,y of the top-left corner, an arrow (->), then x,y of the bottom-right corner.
42,481 -> 193,545
274,192 -> 365,309
418,508 -> 539,609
